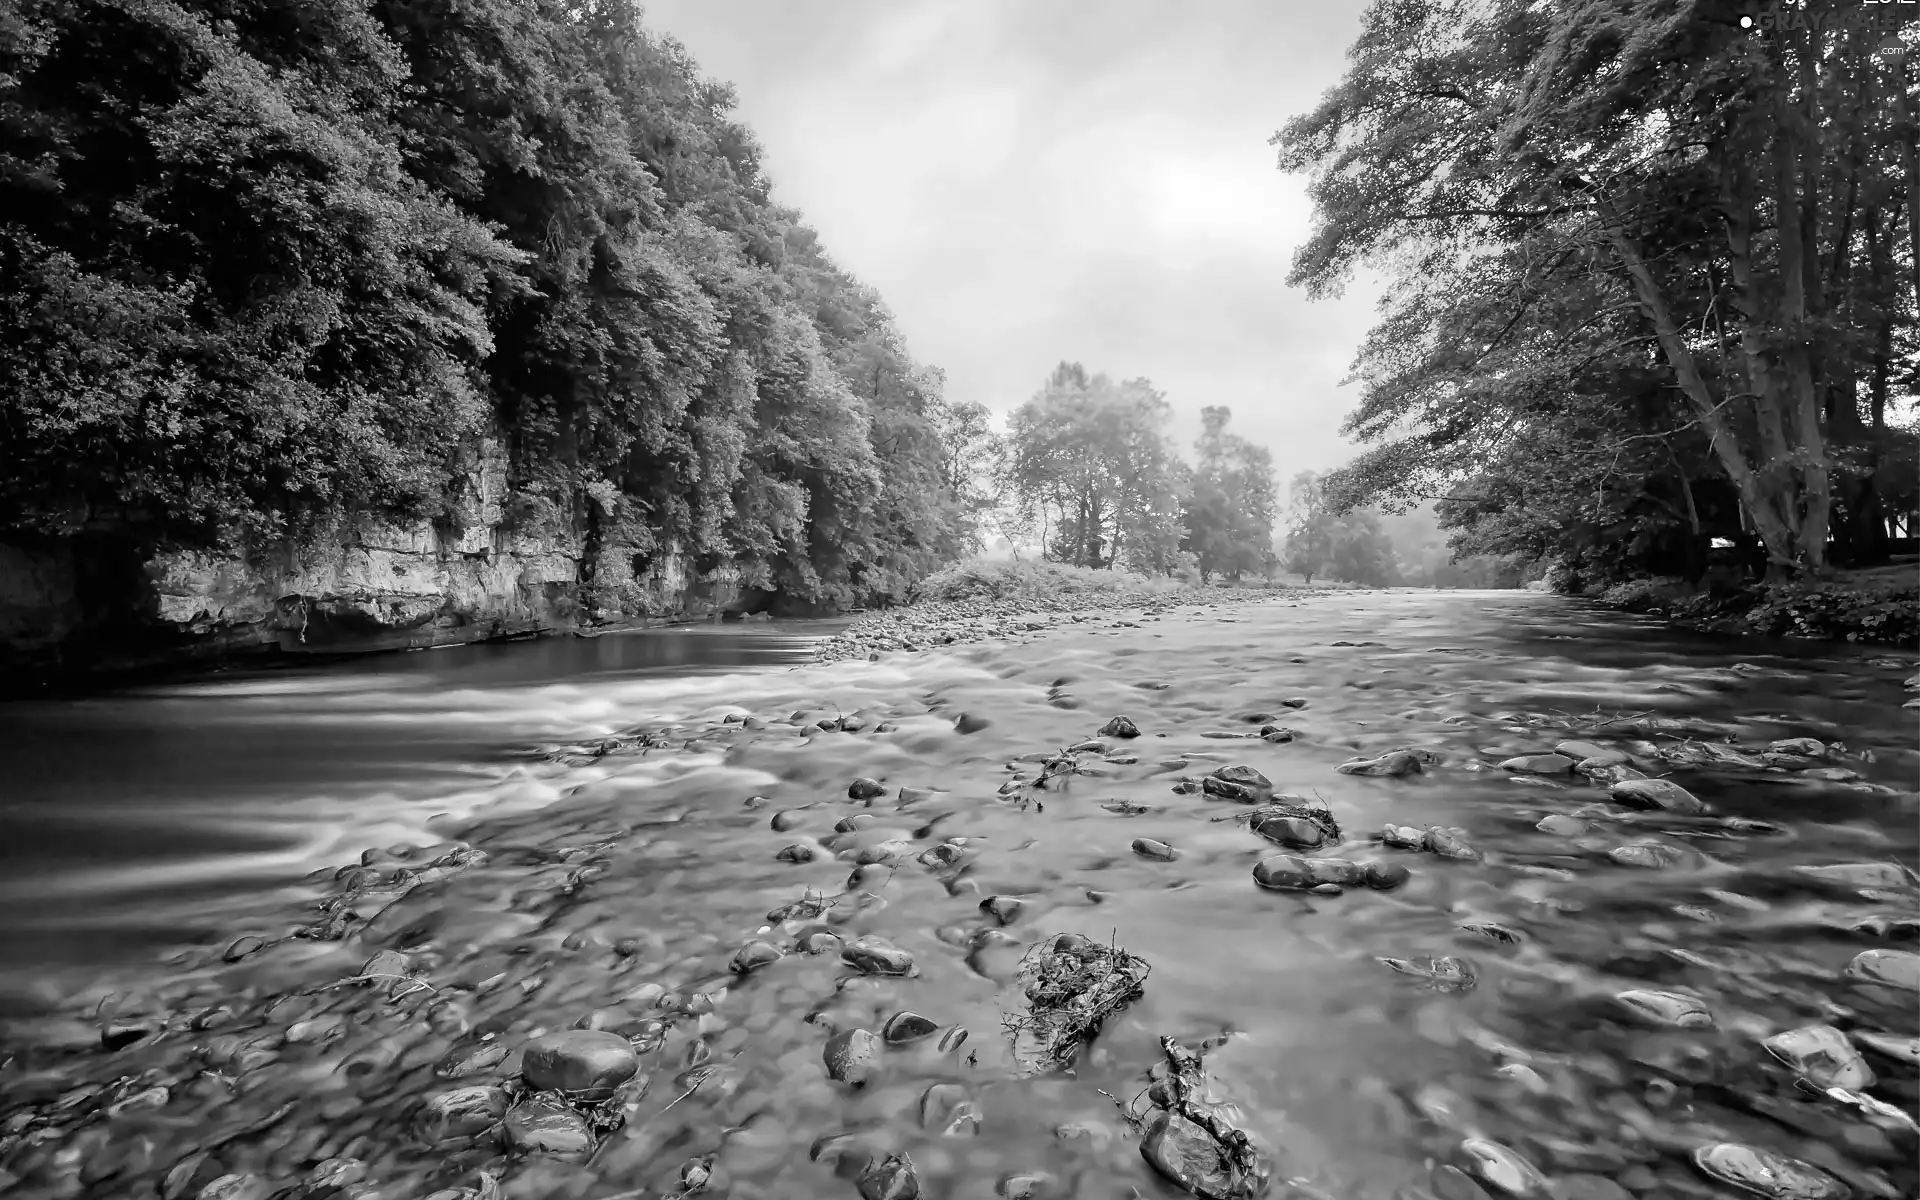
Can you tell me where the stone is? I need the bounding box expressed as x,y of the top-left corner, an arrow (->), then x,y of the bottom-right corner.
1850,1031 -> 1920,1065
502,1094 -> 594,1159
1278,697 -> 1308,709
413,1086 -> 509,1146
1608,841 -> 1687,869
775,843 -> 817,863
1097,715 -> 1141,738
1380,955 -> 1478,991
1364,861 -> 1411,890
1499,754 -> 1574,775
857,1153 -> 920,1200
519,1029 -> 639,1100
917,1082 -> 981,1136
222,935 -> 267,963
1609,778 -> 1707,814
1535,814 -> 1586,836
1381,823 -> 1428,849
729,940 -> 784,974
1453,1138 -> 1547,1197
771,809 -> 805,832
917,843 -> 963,868
1132,837 -> 1178,860
1253,854 -> 1364,891
1336,750 -> 1425,777
196,1177 -> 271,1200
1767,737 -> 1827,758
842,935 -> 915,975
834,814 -> 876,833
1690,1143 -> 1849,1200
1251,814 -> 1325,849
1554,740 -> 1624,764
954,712 -> 991,734
1795,863 -> 1917,890
823,1028 -> 881,1085
1844,948 -> 1920,992
881,1011 -> 940,1045
1139,1110 -> 1240,1200
1762,1024 -> 1875,1090
1424,827 -> 1481,861
981,895 -> 1028,924
848,777 -> 888,800
1614,989 -> 1713,1028
1259,725 -> 1299,743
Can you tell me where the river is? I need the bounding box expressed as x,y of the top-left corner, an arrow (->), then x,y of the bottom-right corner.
0,590 -> 1914,1200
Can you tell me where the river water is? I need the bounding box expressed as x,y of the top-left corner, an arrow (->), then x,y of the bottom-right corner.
0,591 -> 1914,1200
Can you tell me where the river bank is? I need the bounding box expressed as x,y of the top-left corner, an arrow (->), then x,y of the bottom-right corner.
1590,565 -> 1920,649
1,591 -> 1916,1200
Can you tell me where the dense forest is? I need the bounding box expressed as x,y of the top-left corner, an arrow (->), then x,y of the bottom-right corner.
0,0 -> 993,628
1277,0 -> 1919,591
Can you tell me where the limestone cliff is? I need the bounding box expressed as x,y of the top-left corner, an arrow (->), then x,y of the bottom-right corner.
0,442 -> 747,677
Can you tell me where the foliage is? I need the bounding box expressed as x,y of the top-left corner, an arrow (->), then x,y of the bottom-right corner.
0,0 -> 981,610
1598,573 -> 1919,647
1276,0 -> 1919,584
907,557 -> 1180,604
1282,471 -> 1400,586
1181,406 -> 1278,581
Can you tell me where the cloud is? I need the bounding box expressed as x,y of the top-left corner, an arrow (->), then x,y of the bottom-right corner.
638,0 -> 1380,483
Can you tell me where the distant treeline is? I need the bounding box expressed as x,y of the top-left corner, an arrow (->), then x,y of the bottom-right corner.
0,0 -> 990,607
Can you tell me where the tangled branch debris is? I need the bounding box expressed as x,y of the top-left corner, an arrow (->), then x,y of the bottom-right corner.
1003,932 -> 1150,1075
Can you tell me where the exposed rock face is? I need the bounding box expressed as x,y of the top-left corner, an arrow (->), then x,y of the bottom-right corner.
0,440 -> 749,675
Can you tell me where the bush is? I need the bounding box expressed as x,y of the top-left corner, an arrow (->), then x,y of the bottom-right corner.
908,558 -> 1181,604
1742,579 -> 1920,646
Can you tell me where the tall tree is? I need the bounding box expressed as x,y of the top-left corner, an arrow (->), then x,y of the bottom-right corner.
1181,406 -> 1278,581
1276,0 -> 1918,581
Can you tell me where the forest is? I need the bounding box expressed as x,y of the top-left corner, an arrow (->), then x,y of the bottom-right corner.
0,0 -> 991,618
1274,0 -> 1919,593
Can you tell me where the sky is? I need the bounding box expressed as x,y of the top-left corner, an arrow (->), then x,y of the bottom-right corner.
638,0 -> 1385,487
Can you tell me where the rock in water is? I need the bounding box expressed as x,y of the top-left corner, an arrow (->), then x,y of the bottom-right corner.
1142,1112 -> 1243,1200
412,1086 -> 508,1147
1762,1025 -> 1875,1090
519,1030 -> 638,1100
1202,765 -> 1272,802
954,712 -> 991,735
1098,715 -> 1141,738
1454,1138 -> 1547,1197
1336,751 -> 1424,777
1252,854 -> 1365,891
1608,778 -> 1706,814
503,1094 -> 595,1159
1005,933 -> 1150,1075
1614,989 -> 1713,1027
842,935 -> 916,976
1795,862 -> 1918,890
1138,1036 -> 1269,1200
823,1029 -> 881,1086
730,940 -> 784,973
1690,1143 -> 1850,1200
1554,740 -> 1624,764
857,1153 -> 920,1200
848,777 -> 888,800
1498,754 -> 1574,775
1845,948 -> 1920,992
1249,814 -> 1325,849
1132,837 -> 1178,860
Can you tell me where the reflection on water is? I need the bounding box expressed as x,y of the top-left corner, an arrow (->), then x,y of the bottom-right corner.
0,592 -> 1914,1200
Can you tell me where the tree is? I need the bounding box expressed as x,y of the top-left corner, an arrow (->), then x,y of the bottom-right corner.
1275,0 -> 1918,581
1181,406 -> 1278,581
1003,363 -> 1187,571
1284,470 -> 1399,586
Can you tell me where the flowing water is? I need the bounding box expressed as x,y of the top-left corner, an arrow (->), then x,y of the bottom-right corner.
0,591 -> 1915,1200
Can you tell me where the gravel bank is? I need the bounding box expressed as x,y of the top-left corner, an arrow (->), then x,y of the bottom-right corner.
811,582 -> 1328,663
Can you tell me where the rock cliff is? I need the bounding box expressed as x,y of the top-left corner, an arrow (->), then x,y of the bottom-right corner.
0,442 -> 748,679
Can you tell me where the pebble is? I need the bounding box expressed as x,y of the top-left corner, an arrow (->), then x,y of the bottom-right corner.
1795,863 -> 1917,890
1426,827 -> 1482,861
1132,837 -> 1178,860
1252,854 -> 1364,891
1691,1143 -> 1850,1200
519,1029 -> 639,1099
1454,1137 -> 1548,1196
1555,740 -> 1625,764
1762,1024 -> 1876,1090
1609,778 -> 1708,814
842,935 -> 916,975
770,809 -> 806,832
1499,754 -> 1574,775
981,895 -> 1028,924
823,1028 -> 881,1085
1336,750 -> 1425,777
1098,715 -> 1141,738
1364,861 -> 1411,890
413,1086 -> 509,1146
502,1094 -> 594,1159
729,940 -> 784,974
848,777 -> 888,800
954,712 -> 991,734
1252,814 -> 1326,849
1844,949 -> 1920,992
776,843 -> 817,863
1615,989 -> 1713,1027
881,1011 -> 940,1045
856,1152 -> 920,1200
1140,1110 -> 1240,1198
917,1082 -> 981,1136
1608,841 -> 1688,869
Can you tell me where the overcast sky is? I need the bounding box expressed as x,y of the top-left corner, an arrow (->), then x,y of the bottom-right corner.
639,0 -> 1383,486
